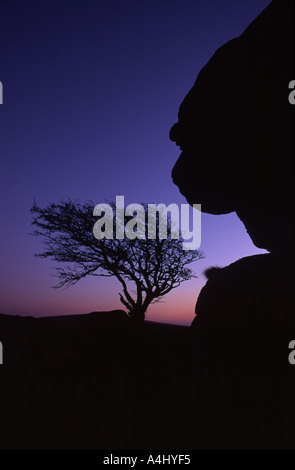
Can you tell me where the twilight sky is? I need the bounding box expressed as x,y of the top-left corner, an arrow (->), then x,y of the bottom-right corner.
0,0 -> 269,325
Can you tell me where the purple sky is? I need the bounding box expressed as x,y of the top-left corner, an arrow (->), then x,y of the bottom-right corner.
0,0 -> 269,325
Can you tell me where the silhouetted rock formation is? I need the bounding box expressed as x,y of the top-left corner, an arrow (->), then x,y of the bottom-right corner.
191,253 -> 294,448
170,0 -> 294,448
170,0 -> 294,254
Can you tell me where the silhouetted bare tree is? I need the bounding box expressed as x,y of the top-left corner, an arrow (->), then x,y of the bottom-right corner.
31,200 -> 204,323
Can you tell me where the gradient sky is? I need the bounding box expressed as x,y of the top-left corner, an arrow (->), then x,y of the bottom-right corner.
0,0 -> 270,325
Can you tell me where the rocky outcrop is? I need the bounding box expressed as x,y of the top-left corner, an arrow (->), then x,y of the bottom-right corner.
170,0 -> 294,253
170,0 -> 295,448
190,253 -> 294,448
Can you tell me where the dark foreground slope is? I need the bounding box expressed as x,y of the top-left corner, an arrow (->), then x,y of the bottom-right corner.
0,311 -> 194,450
0,310 -> 294,450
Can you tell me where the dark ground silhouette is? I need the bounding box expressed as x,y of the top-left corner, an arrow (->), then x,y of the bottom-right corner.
0,305 -> 294,450
0,311 -> 196,450
169,0 -> 295,449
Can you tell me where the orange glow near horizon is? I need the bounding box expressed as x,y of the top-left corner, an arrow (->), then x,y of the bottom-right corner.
0,275 -> 202,326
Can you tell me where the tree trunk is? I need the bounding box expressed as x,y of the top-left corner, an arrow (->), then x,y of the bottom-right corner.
129,305 -> 146,324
